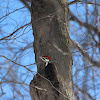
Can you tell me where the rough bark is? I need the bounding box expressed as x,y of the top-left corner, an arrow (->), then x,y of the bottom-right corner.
30,0 -> 74,100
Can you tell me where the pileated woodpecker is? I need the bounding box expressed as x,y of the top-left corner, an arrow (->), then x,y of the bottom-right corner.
40,56 -> 59,89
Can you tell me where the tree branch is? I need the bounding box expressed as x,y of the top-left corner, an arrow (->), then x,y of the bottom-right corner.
0,22 -> 31,41
71,39 -> 100,67
70,11 -> 99,37
75,84 -> 96,100
20,0 -> 31,12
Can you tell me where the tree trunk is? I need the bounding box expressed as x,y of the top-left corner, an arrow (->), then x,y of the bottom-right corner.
30,0 -> 74,100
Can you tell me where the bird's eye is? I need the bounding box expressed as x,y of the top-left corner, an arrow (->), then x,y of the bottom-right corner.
45,57 -> 48,59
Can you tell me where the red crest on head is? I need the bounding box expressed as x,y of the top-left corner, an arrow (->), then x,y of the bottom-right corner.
43,56 -> 51,60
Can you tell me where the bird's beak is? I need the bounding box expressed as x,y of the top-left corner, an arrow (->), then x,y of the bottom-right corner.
39,56 -> 43,60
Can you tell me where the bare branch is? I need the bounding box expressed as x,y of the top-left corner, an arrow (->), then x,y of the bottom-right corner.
71,39 -> 100,67
0,55 -> 34,73
0,22 -> 31,41
75,84 -> 96,100
70,11 -> 99,37
79,0 -> 100,6
0,6 -> 25,20
20,0 -> 31,12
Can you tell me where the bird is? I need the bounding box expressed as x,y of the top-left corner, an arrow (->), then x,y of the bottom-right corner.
40,56 -> 59,89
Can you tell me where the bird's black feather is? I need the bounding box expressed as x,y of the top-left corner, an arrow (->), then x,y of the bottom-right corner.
45,63 -> 59,89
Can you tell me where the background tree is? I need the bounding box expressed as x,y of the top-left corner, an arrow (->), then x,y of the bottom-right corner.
0,0 -> 100,100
